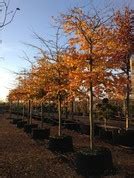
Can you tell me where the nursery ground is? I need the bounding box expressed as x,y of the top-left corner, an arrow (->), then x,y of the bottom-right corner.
0,113 -> 134,178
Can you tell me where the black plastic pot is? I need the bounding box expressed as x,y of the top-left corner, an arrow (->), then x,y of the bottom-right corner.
17,121 -> 27,128
99,129 -> 113,142
43,118 -> 49,123
94,124 -> 101,136
76,147 -> 113,176
79,124 -> 89,135
51,119 -> 59,126
114,129 -> 134,147
33,115 -> 41,121
6,116 -> 14,120
32,128 -> 50,140
107,128 -> 122,145
48,135 -> 73,153
65,122 -> 80,132
46,118 -> 59,126
11,118 -> 22,124
24,124 -> 38,134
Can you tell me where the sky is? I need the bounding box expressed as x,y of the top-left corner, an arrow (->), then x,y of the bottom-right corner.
0,0 -> 134,101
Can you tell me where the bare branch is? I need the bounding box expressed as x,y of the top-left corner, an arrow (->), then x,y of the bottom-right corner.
19,51 -> 35,68
0,0 -> 20,29
33,32 -> 55,60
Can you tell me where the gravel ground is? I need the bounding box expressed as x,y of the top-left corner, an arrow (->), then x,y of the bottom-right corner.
0,113 -> 134,178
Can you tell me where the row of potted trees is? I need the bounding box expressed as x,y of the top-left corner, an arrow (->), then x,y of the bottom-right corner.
7,101 -> 114,177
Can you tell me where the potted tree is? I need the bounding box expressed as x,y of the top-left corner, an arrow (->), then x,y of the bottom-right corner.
29,31 -> 74,152
47,56 -> 74,153
31,87 -> 50,140
61,7 -> 117,175
20,70 -> 39,134
8,88 -> 23,124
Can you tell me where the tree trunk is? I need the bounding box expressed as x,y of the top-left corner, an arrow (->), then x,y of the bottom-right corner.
29,100 -> 32,124
28,100 -> 31,124
9,101 -> 12,119
41,101 -> 44,128
22,102 -> 25,121
48,100 -> 51,119
89,82 -> 93,150
104,118 -> 107,131
125,59 -> 130,130
17,100 -> 19,118
71,101 -> 74,120
125,85 -> 130,130
89,58 -> 94,150
65,105 -> 68,120
58,95 -> 62,136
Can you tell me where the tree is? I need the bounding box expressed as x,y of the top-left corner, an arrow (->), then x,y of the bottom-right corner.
60,7 -> 124,150
113,8 -> 132,129
27,28 -> 74,136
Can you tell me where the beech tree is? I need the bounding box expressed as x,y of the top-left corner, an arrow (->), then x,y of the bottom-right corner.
26,28 -> 74,136
60,7 -> 130,149
112,8 -> 133,129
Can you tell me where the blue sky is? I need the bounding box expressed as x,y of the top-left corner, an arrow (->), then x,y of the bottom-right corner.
0,0 -> 134,101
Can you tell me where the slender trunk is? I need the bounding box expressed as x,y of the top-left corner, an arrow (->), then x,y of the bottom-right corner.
89,56 -> 94,150
71,101 -> 74,120
41,101 -> 44,128
104,118 -> 107,131
17,100 -> 19,118
22,103 -> 25,121
126,85 -> 130,130
126,60 -> 130,130
29,100 -> 32,124
104,111 -> 108,130
28,100 -> 31,124
9,101 -> 12,118
89,82 -> 93,150
65,105 -> 68,120
48,100 -> 51,119
58,95 -> 62,136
